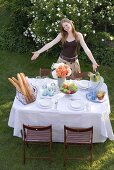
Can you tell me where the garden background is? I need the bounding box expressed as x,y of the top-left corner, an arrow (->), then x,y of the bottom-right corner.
0,0 -> 114,170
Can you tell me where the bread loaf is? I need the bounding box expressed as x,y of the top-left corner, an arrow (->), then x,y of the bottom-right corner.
24,95 -> 30,104
12,77 -> 20,86
17,73 -> 27,96
8,78 -> 22,93
8,72 -> 36,104
20,73 -> 35,102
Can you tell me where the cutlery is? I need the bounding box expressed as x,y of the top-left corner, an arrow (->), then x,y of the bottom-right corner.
54,99 -> 58,109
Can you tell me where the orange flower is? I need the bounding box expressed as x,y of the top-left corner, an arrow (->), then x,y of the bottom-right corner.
56,64 -> 71,78
51,63 -> 72,78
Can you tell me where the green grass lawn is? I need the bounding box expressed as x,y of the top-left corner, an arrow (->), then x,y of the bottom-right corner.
0,50 -> 114,170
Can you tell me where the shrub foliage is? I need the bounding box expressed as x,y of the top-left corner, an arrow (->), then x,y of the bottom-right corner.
0,0 -> 35,52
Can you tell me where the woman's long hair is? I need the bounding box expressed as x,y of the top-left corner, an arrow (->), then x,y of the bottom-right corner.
60,18 -> 79,44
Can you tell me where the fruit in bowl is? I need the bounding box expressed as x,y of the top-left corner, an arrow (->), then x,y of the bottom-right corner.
97,91 -> 105,100
60,82 -> 78,94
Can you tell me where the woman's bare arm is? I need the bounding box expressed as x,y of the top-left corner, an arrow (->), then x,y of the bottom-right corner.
31,33 -> 62,60
78,32 -> 99,71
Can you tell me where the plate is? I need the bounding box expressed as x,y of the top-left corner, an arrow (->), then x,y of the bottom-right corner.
86,93 -> 106,103
69,99 -> 84,110
78,80 -> 89,89
68,103 -> 84,111
39,99 -> 52,108
70,100 -> 82,108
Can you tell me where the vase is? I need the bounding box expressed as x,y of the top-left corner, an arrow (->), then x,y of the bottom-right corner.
89,76 -> 104,93
88,76 -> 104,100
58,78 -> 66,88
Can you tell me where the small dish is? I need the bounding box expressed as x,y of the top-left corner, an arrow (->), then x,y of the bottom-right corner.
97,91 -> 105,100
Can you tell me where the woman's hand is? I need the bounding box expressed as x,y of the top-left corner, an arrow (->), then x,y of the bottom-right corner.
92,63 -> 100,72
31,51 -> 40,60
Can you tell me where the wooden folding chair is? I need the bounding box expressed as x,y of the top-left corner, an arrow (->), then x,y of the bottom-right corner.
39,68 -> 51,77
64,126 -> 93,166
21,124 -> 52,164
71,72 -> 89,80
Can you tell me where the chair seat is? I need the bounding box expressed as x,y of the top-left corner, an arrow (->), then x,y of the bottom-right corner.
66,131 -> 92,144
26,129 -> 51,142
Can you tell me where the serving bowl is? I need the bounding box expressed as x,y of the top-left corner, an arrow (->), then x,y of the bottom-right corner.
60,82 -> 78,95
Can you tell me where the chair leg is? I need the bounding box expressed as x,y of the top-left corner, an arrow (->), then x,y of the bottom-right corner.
23,142 -> 26,164
63,143 -> 67,166
90,144 -> 93,166
49,142 -> 52,161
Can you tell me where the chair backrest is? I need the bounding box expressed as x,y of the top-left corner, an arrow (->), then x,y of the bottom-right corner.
39,68 -> 51,77
22,124 -> 52,140
64,126 -> 93,143
72,72 -> 88,79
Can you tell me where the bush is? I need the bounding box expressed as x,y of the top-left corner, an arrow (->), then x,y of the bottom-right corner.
80,46 -> 114,66
0,0 -> 35,52
82,32 -> 114,65
94,47 -> 114,65
86,32 -> 114,48
0,26 -> 35,52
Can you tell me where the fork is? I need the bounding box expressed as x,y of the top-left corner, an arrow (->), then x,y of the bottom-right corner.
54,99 -> 58,109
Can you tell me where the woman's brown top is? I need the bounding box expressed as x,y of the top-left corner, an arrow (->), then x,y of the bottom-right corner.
60,40 -> 77,58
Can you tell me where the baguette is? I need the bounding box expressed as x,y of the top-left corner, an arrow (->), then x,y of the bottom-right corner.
12,77 -> 20,86
19,73 -> 35,102
8,78 -> 22,93
17,73 -> 27,96
8,72 -> 36,104
17,73 -> 32,103
24,95 -> 30,104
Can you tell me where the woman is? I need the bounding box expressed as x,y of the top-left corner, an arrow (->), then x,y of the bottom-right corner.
31,18 -> 99,76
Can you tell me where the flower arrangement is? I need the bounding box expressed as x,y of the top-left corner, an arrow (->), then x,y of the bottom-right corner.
51,63 -> 71,79
88,72 -> 101,82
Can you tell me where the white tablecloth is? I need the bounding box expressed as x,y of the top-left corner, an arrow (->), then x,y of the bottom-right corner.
8,78 -> 114,143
